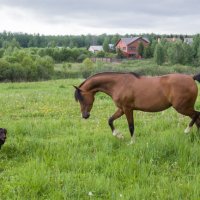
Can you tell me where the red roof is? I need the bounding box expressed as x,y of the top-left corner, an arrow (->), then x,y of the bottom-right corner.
116,37 -> 149,46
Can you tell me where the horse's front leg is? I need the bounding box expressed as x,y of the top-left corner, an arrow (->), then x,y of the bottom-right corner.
108,108 -> 124,139
124,108 -> 135,145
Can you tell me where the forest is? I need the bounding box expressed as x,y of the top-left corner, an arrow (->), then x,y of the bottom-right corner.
0,31 -> 200,82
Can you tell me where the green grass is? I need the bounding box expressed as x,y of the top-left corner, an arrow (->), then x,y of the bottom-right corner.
1,79 -> 200,199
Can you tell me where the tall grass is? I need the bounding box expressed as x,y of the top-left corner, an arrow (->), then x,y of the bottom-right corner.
0,79 -> 200,199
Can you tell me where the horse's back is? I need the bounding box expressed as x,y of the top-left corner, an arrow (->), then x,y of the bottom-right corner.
117,73 -> 198,112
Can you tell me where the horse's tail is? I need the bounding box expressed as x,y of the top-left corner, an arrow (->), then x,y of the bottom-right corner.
193,74 -> 200,82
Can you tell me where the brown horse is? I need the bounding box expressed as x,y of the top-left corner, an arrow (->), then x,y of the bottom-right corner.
74,72 -> 200,144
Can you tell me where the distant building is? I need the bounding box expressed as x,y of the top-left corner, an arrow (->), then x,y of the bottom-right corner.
108,44 -> 115,50
115,37 -> 150,58
88,45 -> 103,53
158,37 -> 181,43
158,37 -> 193,45
184,38 -> 193,45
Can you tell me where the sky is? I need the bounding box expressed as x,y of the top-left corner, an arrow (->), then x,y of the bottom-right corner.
0,0 -> 200,36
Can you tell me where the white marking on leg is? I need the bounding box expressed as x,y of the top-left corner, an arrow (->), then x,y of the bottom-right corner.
113,130 -> 118,136
128,135 -> 135,145
184,126 -> 191,134
112,129 -> 124,139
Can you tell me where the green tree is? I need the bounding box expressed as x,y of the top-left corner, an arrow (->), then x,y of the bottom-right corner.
167,42 -> 184,65
192,34 -> 200,58
197,44 -> 200,65
138,42 -> 144,57
182,43 -> 194,65
143,46 -> 152,58
111,34 -> 120,45
116,48 -> 125,59
103,38 -> 109,52
154,43 -> 165,65
150,39 -> 158,56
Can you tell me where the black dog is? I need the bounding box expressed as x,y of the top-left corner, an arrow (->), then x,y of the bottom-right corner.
0,128 -> 7,149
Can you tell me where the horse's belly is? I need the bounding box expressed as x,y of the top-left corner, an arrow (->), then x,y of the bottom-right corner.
133,97 -> 171,112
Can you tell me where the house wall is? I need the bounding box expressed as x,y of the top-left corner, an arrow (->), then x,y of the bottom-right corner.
128,38 -> 149,58
116,40 -> 128,52
88,47 -> 95,53
116,38 -> 149,58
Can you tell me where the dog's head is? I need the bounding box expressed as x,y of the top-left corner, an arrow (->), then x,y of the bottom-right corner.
0,128 -> 7,149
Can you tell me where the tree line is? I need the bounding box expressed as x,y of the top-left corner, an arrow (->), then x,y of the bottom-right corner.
0,31 -> 122,48
0,31 -> 191,48
153,35 -> 200,66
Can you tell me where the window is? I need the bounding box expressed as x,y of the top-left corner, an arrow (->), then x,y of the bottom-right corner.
128,47 -> 136,51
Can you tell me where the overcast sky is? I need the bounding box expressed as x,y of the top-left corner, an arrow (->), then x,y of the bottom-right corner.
0,0 -> 200,35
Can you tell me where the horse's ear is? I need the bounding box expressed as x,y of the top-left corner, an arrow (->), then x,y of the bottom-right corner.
74,85 -> 84,102
73,85 -> 81,91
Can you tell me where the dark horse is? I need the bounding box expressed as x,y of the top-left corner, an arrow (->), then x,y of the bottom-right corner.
74,72 -> 200,144
0,128 -> 7,149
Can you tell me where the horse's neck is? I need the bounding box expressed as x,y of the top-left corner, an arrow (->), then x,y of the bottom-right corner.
83,76 -> 116,96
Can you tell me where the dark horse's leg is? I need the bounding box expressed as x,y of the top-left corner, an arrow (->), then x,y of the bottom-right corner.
108,108 -> 124,139
184,111 -> 200,133
174,106 -> 200,133
195,117 -> 200,130
124,108 -> 135,144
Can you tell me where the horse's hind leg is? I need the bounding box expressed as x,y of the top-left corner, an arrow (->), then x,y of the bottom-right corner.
195,117 -> 200,130
108,108 -> 124,139
175,107 -> 200,133
184,111 -> 200,133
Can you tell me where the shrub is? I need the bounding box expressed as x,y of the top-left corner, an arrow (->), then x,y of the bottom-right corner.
82,58 -> 93,69
0,49 -> 4,58
77,54 -> 88,62
35,56 -> 54,79
82,58 -> 94,78
154,43 -> 165,65
9,63 -> 27,81
96,51 -> 105,58
0,59 -> 11,81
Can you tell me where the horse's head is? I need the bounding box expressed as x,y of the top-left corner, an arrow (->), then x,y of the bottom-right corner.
74,86 -> 94,119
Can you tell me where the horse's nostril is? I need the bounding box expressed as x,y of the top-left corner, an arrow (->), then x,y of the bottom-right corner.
82,113 -> 90,119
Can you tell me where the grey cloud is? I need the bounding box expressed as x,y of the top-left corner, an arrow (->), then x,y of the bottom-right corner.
1,0 -> 200,16
0,0 -> 200,34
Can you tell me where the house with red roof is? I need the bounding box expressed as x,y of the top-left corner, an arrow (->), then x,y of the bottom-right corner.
115,37 -> 150,58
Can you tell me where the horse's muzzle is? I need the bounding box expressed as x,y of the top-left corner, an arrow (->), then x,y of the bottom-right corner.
82,112 -> 90,119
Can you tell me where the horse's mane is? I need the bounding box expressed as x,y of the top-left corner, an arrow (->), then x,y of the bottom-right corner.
74,72 -> 140,102
78,72 -> 140,88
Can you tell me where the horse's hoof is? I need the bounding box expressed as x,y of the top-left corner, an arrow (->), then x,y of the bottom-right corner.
116,133 -> 124,140
113,130 -> 124,140
127,137 -> 135,145
127,141 -> 134,146
184,126 -> 191,134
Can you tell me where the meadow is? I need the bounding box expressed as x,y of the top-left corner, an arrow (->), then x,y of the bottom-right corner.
0,78 -> 200,199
